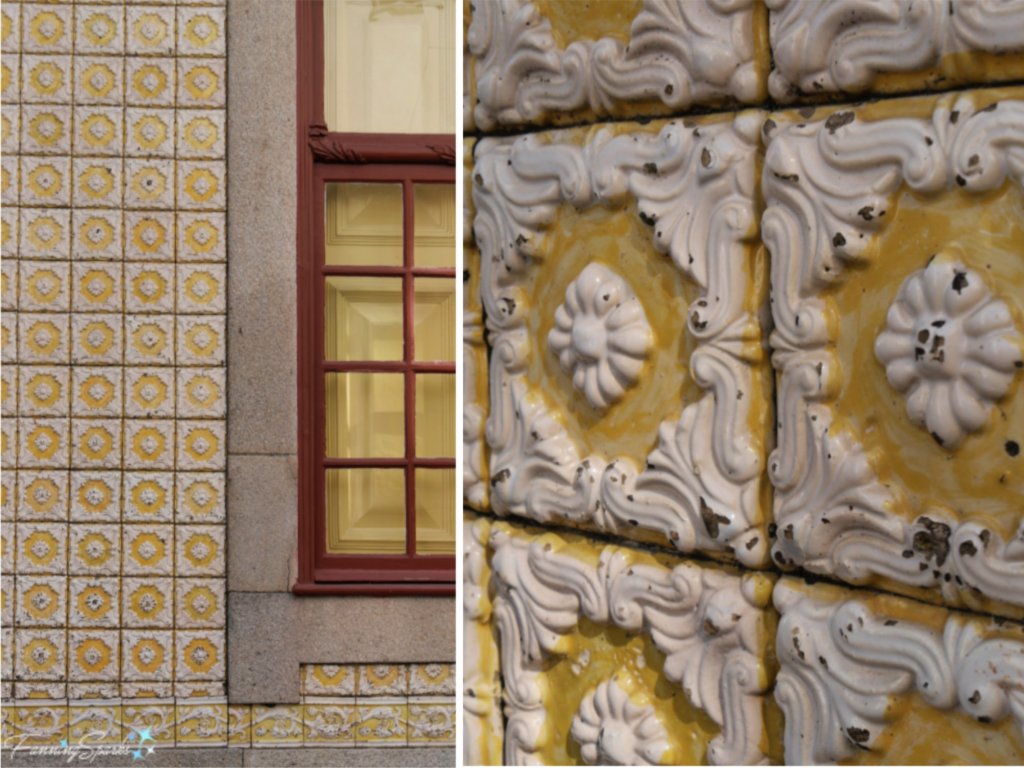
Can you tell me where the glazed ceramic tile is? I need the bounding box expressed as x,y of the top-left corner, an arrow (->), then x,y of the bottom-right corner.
67,683 -> 119,701
19,313 -> 69,364
175,681 -> 225,699
176,110 -> 225,160
124,472 -> 174,523
71,368 -> 122,417
21,156 -> 71,208
177,59 -> 225,109
176,368 -> 225,418
13,682 -> 66,700
768,0 -> 1024,104
68,629 -> 119,681
463,139 -> 489,510
74,57 -> 123,107
70,419 -> 122,469
251,704 -> 304,747
120,682 -> 172,700
473,113 -> 774,566
177,265 -> 226,314
763,88 -> 1024,619
1,574 -> 13,626
126,109 -> 175,158
14,628 -> 67,681
68,524 -> 120,575
175,698 -> 228,747
125,211 -> 174,261
174,525 -> 225,577
302,664 -> 358,697
70,314 -> 122,365
407,696 -> 455,747
22,55 -> 71,105
175,578 -> 224,629
23,5 -> 73,54
21,105 -> 72,155
174,630 -> 224,682
176,212 -> 225,262
175,473 -> 224,525
127,7 -> 176,57
73,159 -> 123,209
125,368 -> 175,418
72,210 -> 122,262
17,471 -> 69,521
16,523 -> 67,575
774,577 -> 1024,765
127,57 -> 176,108
359,664 -> 408,696
485,518 -> 777,765
177,8 -> 226,58
121,698 -> 176,747
469,0 -> 768,131
1,260 -> 17,311
20,366 -> 69,417
122,578 -> 173,629
73,107 -> 124,157
303,697 -> 357,746
68,699 -> 122,745
408,663 -> 456,696
124,159 -> 175,210
6,699 -> 68,746
75,6 -> 126,56
176,316 -> 225,366
122,524 -> 173,576
176,161 -> 225,211
355,698 -> 408,748
121,632 -> 173,683
125,263 -> 175,315
71,264 -> 122,315
68,577 -> 119,627
69,472 -> 121,522
15,575 -> 67,627
124,419 -> 174,470
176,421 -> 225,471
227,705 -> 252,747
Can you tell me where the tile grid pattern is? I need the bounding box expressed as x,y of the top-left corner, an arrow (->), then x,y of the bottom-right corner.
463,1 -> 1024,765
1,0 -> 229,741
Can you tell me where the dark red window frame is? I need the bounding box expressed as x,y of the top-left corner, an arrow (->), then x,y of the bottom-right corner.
295,0 -> 456,595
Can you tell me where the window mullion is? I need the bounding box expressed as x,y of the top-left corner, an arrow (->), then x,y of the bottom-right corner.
403,179 -> 417,557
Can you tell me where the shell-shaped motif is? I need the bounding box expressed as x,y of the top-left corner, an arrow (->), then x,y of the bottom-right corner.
548,263 -> 653,410
875,256 -> 1022,449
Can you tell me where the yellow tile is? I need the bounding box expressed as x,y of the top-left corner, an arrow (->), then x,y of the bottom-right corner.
227,705 -> 251,748
175,699 -> 228,747
8,699 -> 68,746
302,663 -> 357,697
764,87 -> 1024,620
121,699 -> 175,748
227,705 -> 252,748
355,698 -> 407,748
774,577 -> 1024,765
251,705 -> 303,748
303,697 -> 356,747
67,700 -> 121,746
486,518 -> 778,765
407,697 -> 455,747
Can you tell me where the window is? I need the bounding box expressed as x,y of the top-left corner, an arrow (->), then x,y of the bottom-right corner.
295,0 -> 456,594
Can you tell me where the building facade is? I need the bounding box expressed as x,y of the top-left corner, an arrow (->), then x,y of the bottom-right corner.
1,1 -> 457,764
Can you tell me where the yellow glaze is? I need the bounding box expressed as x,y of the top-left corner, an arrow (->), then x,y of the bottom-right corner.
464,513 -> 504,765
528,196 -> 701,462
532,0 -> 642,50
831,183 -> 1024,532
493,519 -> 779,765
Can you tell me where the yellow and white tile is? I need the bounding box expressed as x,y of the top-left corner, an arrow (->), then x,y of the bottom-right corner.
18,470 -> 69,522
15,575 -> 67,627
122,577 -> 174,629
68,472 -> 121,522
16,523 -> 68,575
175,473 -> 224,525
175,525 -> 224,578
176,698 -> 228,747
355,698 -> 408,748
19,313 -> 70,365
73,56 -> 123,106
127,57 -> 176,108
126,7 -> 176,58
68,577 -> 119,628
121,632 -> 174,684
125,368 -> 175,418
125,315 -> 175,367
19,366 -> 70,416
174,630 -> 225,682
73,107 -> 123,157
176,212 -> 225,262
177,58 -> 225,109
70,419 -> 122,470
68,629 -> 119,681
70,313 -> 122,365
175,578 -> 224,629
68,524 -> 120,576
75,6 -> 125,56
304,697 -> 357,747
71,367 -> 122,418
251,704 -> 304,748
176,316 -> 225,366
122,524 -> 174,576
72,263 -> 123,315
125,211 -> 174,261
72,158 -> 123,209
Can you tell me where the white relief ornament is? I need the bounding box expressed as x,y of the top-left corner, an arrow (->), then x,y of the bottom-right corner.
548,264 -> 653,410
571,674 -> 670,766
875,257 -> 1021,449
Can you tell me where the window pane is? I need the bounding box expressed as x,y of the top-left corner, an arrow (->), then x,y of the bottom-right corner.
415,468 -> 454,555
415,374 -> 454,457
326,373 -> 404,458
326,277 -> 403,361
326,468 -> 405,554
414,278 -> 454,361
414,184 -> 455,268
325,183 -> 403,267
324,0 -> 455,134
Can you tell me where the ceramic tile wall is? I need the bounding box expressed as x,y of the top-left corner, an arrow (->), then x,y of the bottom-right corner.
464,1 -> 1024,764
1,0 -> 228,748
